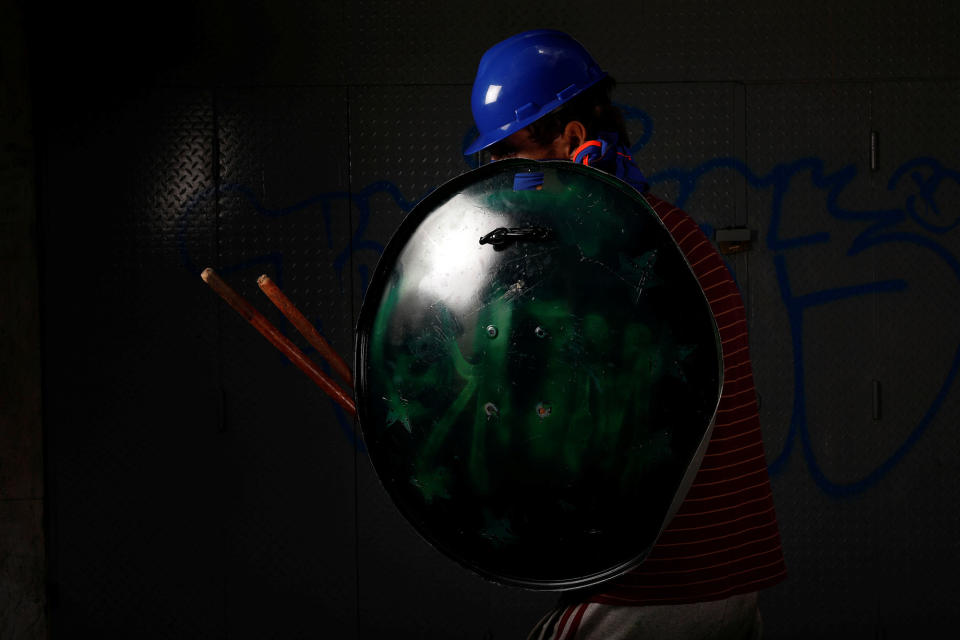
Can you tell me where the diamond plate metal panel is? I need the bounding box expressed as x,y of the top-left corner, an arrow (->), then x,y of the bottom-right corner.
29,2 -> 960,89
866,3 -> 960,80
870,82 -> 960,451
745,83 -> 896,635
614,82 -> 753,292
869,81 -> 960,475
872,82 -> 960,170
868,81 -> 960,632
746,82 -> 879,472
344,0 -> 608,84
216,87 -> 354,360
344,1 -> 959,85
41,89 -> 224,635
214,87 -> 357,638
190,0 -> 350,86
616,83 -> 741,224
347,84 -> 474,304
640,1 -> 879,82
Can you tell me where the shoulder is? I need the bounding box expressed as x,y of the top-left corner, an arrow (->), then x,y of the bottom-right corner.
640,192 -> 702,243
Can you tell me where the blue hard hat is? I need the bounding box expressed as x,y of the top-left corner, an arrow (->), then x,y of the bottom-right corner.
465,30 -> 608,155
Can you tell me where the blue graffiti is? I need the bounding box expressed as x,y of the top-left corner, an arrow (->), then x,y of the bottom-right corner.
648,153 -> 960,497
888,157 -> 960,234
178,109 -> 960,497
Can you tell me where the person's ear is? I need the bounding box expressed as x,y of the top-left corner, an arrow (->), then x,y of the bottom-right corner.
562,121 -> 588,159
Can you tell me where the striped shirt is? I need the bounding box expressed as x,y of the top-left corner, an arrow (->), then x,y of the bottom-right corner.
587,193 -> 787,606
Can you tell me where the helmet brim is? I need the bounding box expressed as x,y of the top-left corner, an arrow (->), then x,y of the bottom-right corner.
464,72 -> 608,156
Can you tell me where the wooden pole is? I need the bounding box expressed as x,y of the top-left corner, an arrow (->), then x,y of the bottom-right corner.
201,268 -> 356,416
256,274 -> 353,386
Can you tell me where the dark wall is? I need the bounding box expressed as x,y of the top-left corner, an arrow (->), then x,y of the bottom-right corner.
1,0 -> 45,637
15,0 -> 960,637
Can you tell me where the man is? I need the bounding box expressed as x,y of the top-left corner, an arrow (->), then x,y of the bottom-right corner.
465,30 -> 786,639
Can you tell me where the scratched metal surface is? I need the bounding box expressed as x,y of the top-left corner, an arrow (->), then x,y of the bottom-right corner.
348,86 -> 559,638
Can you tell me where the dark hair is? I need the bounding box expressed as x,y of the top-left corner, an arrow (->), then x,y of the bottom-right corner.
488,76 -> 628,158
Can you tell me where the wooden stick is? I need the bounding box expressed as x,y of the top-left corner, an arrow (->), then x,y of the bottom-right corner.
256,274 -> 354,386
201,268 -> 356,416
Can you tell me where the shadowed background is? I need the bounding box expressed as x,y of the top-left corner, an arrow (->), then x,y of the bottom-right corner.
2,0 -> 959,637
